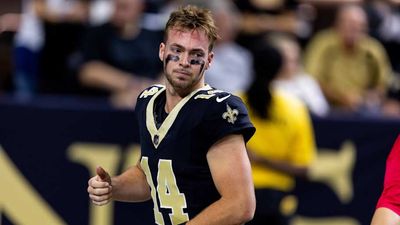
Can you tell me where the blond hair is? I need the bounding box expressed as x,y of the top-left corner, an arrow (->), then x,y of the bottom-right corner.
165,5 -> 219,51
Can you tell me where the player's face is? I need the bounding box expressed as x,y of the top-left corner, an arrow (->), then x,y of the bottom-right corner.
159,28 -> 213,93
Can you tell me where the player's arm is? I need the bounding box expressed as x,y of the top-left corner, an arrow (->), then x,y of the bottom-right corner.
371,207 -> 400,225
87,164 -> 151,205
111,164 -> 151,202
187,134 -> 255,225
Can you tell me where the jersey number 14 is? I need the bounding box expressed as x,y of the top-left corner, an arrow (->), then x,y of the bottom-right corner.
141,157 -> 189,225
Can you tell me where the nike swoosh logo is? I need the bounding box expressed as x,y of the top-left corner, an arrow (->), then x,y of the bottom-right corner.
216,94 -> 231,103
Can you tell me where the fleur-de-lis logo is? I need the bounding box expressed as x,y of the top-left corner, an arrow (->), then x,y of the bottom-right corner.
222,104 -> 239,124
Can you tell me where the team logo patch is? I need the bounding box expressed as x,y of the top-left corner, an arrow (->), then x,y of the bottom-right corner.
140,87 -> 160,98
222,104 -> 239,124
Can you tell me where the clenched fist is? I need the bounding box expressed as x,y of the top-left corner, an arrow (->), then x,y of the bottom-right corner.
87,166 -> 112,206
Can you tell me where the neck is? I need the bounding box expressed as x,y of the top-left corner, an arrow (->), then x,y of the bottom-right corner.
164,82 -> 205,113
164,86 -> 182,113
340,37 -> 358,54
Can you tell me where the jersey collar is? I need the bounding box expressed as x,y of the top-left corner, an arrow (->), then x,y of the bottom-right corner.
146,85 -> 212,149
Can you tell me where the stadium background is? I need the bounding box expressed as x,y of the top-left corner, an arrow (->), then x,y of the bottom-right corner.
1,0 -> 400,224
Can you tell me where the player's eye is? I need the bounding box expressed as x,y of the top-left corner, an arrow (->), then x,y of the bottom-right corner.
191,52 -> 204,58
171,46 -> 183,54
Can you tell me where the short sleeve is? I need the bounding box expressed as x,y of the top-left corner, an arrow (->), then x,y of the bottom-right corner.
200,94 -> 255,148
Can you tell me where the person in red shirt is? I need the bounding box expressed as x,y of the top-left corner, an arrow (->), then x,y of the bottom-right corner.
371,135 -> 400,225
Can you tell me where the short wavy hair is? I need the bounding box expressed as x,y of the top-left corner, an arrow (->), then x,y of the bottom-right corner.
164,5 -> 219,51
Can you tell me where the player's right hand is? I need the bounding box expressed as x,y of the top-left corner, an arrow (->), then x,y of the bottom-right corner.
87,166 -> 113,206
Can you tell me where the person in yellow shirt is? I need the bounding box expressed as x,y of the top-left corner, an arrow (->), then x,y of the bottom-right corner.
243,44 -> 317,225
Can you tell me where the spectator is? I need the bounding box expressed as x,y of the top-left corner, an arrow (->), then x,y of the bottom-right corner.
269,33 -> 330,117
304,4 -> 393,115
365,0 -> 400,70
0,12 -> 20,93
365,0 -> 400,103
35,0 -> 90,94
233,0 -> 314,52
13,0 -> 43,97
78,0 -> 163,109
242,43 -> 317,225
299,0 -> 363,34
207,0 -> 253,94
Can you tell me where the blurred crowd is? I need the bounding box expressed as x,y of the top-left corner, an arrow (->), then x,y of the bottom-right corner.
1,0 -> 400,117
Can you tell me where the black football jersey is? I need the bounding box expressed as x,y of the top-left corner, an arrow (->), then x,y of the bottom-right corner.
135,85 -> 255,225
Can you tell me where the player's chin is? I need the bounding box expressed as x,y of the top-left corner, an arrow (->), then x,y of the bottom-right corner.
174,73 -> 193,83
171,79 -> 191,89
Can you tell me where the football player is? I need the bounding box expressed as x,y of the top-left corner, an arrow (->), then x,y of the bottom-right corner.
88,5 -> 256,225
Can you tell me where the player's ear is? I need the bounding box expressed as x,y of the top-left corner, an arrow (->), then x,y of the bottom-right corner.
159,43 -> 165,62
206,51 -> 214,69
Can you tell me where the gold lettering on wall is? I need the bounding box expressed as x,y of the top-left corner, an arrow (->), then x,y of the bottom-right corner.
0,147 -> 66,225
308,141 -> 356,203
122,144 -> 142,171
292,216 -> 360,225
68,143 -> 121,225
